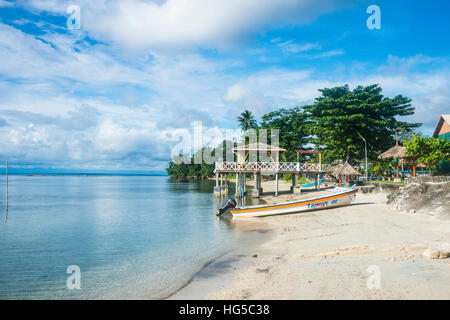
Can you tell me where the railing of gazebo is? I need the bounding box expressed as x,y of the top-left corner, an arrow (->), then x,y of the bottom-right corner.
215,162 -> 325,173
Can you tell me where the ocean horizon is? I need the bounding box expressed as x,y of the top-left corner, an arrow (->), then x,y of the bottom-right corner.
0,167 -> 168,176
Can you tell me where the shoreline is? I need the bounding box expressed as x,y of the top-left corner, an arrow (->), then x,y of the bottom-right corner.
162,250 -> 233,300
171,180 -> 450,300
168,220 -> 274,300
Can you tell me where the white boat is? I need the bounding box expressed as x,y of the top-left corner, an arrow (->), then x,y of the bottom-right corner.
229,188 -> 357,218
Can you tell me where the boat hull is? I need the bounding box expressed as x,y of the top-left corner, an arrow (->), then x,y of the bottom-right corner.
230,189 -> 357,218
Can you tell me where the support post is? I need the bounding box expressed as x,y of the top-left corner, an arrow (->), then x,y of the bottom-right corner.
290,173 -> 296,193
317,173 -> 320,190
223,175 -> 228,195
235,173 -> 239,198
275,173 -> 279,197
252,172 -> 262,198
213,173 -> 221,197
396,158 -> 399,179
259,173 -> 263,194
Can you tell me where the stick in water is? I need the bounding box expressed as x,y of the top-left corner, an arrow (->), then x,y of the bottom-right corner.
6,161 -> 8,212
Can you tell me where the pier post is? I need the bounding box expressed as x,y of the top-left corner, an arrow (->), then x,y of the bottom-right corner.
317,173 -> 321,190
235,173 -> 239,198
223,175 -> 228,195
252,172 -> 262,198
259,173 -> 263,195
213,173 -> 221,197
290,173 -> 297,193
275,173 -> 279,197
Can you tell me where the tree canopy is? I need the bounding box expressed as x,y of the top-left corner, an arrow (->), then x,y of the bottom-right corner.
405,135 -> 450,172
166,147 -> 215,179
303,84 -> 420,163
260,106 -> 310,161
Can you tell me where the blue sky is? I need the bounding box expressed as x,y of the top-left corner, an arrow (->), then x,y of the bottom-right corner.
0,0 -> 449,173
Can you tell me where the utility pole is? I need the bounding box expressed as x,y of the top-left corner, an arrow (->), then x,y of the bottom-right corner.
357,132 -> 368,181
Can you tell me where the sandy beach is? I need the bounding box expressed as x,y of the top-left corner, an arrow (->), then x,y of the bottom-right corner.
170,179 -> 450,300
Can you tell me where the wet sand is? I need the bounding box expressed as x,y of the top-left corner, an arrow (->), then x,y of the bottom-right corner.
170,180 -> 450,300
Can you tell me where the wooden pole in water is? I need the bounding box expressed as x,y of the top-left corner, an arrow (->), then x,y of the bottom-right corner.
6,161 -> 8,212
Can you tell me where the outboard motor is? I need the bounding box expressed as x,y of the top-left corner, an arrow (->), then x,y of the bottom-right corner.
216,198 -> 237,216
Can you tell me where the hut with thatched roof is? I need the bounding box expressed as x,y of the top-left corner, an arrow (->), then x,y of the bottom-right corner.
378,142 -> 415,178
328,162 -> 361,186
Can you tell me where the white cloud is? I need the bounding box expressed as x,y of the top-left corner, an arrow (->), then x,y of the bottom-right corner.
225,82 -> 249,102
309,49 -> 345,58
21,0 -> 351,50
274,40 -> 321,53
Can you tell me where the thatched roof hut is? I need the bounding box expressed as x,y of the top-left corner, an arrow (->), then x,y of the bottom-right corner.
328,163 -> 343,176
329,162 -> 360,185
378,142 -> 414,178
329,162 -> 361,177
378,145 -> 407,159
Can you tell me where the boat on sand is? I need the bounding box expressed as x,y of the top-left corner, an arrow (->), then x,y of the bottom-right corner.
217,188 -> 357,218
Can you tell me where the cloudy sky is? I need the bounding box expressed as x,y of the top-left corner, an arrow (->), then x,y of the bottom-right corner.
0,0 -> 449,173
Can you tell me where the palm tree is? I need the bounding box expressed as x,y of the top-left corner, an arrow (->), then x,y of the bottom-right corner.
237,110 -> 257,132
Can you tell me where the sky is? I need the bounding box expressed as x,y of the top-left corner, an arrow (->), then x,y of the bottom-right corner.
0,0 -> 449,173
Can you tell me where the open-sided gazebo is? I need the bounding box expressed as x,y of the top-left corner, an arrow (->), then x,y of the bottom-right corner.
214,142 -> 325,198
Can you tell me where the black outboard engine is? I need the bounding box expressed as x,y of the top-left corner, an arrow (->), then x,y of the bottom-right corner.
216,198 -> 237,216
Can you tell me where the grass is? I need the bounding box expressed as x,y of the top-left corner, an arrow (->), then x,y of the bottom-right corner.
281,174 -> 309,185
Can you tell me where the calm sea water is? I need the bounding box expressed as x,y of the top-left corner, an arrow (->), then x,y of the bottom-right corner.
0,175 -> 254,299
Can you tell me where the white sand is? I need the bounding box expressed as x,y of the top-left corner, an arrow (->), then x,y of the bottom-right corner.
171,182 -> 450,300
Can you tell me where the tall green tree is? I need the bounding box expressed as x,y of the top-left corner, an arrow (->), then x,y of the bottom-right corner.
405,135 -> 450,172
303,84 -> 421,163
260,106 -> 310,161
237,110 -> 257,132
